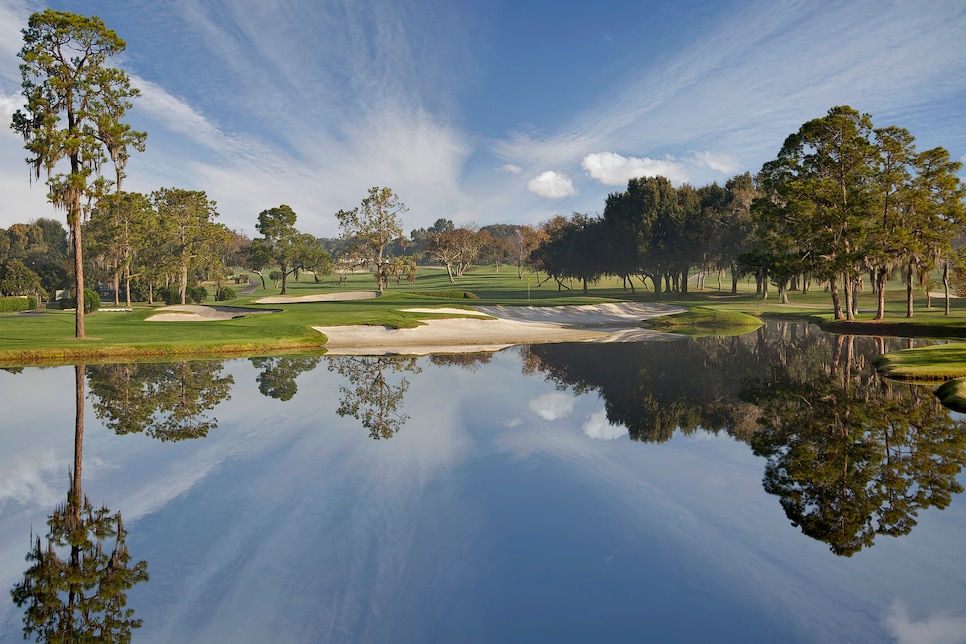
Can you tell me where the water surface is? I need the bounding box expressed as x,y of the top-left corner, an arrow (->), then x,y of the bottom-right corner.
1,323 -> 964,643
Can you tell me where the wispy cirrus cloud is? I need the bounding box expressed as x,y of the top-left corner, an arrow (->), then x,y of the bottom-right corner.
493,0 -> 966,190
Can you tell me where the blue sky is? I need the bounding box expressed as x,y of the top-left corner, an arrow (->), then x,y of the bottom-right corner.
0,0 -> 964,239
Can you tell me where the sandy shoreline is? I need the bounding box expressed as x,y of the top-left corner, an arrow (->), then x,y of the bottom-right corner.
146,293 -> 687,355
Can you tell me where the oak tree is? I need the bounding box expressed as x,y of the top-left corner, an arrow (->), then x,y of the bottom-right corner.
335,187 -> 407,292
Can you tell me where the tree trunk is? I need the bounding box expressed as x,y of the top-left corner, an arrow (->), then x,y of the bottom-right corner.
843,274 -> 855,321
124,264 -> 132,308
944,260 -> 951,316
778,280 -> 789,304
179,255 -> 189,304
829,275 -> 843,320
72,221 -> 86,338
445,263 -> 455,283
874,270 -> 887,320
731,262 -> 739,295
906,259 -> 915,318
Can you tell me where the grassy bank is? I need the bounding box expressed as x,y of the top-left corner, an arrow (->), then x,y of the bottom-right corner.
644,306 -> 763,336
1,265 -> 964,371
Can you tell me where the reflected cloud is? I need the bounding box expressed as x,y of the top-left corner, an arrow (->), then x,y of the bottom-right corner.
529,391 -> 576,420
582,410 -> 626,441
884,601 -> 966,644
0,448 -> 64,508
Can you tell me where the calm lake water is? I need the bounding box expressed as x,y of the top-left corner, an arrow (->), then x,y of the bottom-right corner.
1,322 -> 965,643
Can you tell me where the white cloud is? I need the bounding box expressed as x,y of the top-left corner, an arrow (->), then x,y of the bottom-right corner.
529,391 -> 576,421
527,170 -> 576,199
883,601 -> 966,644
499,163 -> 522,174
0,91 -> 18,131
582,411 -> 626,440
691,150 -> 741,175
582,151 -> 690,186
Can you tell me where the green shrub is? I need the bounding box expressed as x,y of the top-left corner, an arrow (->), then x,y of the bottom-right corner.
0,296 -> 38,312
63,288 -> 101,313
158,286 -> 180,305
217,286 -> 236,301
158,286 -> 207,305
128,280 -> 150,302
188,286 -> 208,304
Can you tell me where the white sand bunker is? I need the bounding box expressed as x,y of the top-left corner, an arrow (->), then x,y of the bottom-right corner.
256,291 -> 379,304
474,302 -> 685,326
315,301 -> 687,355
400,307 -> 492,317
148,305 -> 276,322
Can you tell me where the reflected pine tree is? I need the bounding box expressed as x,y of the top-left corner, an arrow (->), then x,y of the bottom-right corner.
86,361 -> 233,441
11,366 -> 148,641
250,356 -> 322,401
328,356 -> 421,439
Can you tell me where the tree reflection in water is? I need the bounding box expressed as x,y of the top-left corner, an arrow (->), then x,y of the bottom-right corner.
745,334 -> 966,556
328,356 -> 421,439
86,361 -> 233,441
11,366 -> 149,641
250,356 -> 322,401
428,352 -> 494,372
524,323 -> 966,555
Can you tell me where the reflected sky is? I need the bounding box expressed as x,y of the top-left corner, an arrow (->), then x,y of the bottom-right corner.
1,340 -> 965,643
